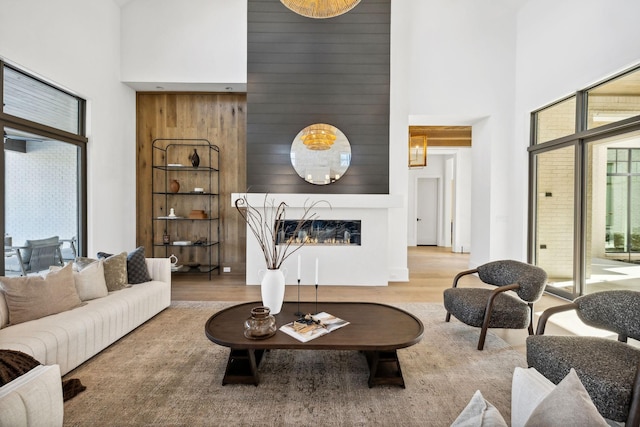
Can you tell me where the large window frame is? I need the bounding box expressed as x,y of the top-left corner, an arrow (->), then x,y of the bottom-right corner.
529,65 -> 640,298
1,61 -> 88,274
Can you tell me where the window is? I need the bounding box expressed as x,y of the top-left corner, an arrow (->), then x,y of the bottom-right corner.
1,62 -> 87,276
587,68 -> 640,130
530,65 -> 640,298
605,147 -> 640,254
534,96 -> 577,144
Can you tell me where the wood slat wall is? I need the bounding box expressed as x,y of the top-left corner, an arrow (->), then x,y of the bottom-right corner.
136,93 -> 247,273
247,0 -> 391,194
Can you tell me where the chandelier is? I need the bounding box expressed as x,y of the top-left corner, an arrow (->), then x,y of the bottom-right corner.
301,124 -> 337,150
280,0 -> 361,19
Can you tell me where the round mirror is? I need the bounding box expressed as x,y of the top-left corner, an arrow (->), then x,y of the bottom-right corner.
290,123 -> 352,185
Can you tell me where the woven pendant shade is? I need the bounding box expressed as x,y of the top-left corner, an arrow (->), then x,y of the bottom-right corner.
280,0 -> 361,18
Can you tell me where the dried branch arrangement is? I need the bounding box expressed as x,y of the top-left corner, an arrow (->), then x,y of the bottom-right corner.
234,194 -> 329,269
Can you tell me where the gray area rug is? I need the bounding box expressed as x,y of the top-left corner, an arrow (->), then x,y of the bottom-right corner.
62,302 -> 525,426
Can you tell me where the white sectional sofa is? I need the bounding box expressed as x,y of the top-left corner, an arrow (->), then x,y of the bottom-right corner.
0,257 -> 171,426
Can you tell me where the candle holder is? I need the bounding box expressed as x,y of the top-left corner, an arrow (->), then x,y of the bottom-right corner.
315,282 -> 319,314
295,279 -> 303,316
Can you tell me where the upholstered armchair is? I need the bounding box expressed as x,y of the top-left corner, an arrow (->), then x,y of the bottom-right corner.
443,260 -> 548,350
527,290 -> 640,426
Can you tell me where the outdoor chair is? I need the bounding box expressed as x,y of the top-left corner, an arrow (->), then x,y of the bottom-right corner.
16,236 -> 64,275
443,259 -> 548,350
527,290 -> 640,426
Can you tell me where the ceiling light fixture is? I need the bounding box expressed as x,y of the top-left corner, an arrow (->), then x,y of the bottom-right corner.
280,0 -> 361,18
301,124 -> 337,150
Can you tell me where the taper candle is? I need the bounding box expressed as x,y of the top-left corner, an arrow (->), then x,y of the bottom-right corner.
297,254 -> 301,280
315,258 -> 319,284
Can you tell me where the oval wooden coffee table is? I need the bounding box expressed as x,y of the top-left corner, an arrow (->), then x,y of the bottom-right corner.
205,301 -> 424,388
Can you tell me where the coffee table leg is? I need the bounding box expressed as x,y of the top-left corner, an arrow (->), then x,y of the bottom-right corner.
221,348 -> 265,386
365,350 -> 405,388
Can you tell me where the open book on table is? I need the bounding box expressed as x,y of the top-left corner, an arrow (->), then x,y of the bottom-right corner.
279,312 -> 350,343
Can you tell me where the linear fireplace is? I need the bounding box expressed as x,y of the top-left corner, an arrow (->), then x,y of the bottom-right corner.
275,220 -> 361,246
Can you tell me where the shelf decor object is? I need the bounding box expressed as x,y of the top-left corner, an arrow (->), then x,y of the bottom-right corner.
152,138 -> 220,277
280,0 -> 360,18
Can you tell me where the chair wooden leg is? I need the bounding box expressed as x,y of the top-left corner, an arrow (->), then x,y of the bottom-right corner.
445,312 -> 451,322
477,326 -> 488,351
528,303 -> 534,335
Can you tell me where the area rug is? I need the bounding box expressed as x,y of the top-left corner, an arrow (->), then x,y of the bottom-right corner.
62,302 -> 525,426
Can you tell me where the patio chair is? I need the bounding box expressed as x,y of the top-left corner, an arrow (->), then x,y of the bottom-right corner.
527,290 -> 640,426
443,259 -> 548,350
16,236 -> 64,275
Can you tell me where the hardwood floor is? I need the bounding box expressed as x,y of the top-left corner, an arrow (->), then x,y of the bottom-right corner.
172,246 -> 570,354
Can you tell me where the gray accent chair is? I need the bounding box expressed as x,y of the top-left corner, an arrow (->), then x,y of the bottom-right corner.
443,260 -> 548,350
527,290 -> 640,426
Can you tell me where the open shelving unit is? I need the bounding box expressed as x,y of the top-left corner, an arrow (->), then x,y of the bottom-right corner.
152,138 -> 220,278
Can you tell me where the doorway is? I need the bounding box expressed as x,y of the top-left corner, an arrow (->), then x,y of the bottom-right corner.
416,178 -> 438,245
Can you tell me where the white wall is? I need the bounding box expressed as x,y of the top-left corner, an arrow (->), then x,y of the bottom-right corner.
0,0 -> 137,256
120,0 -> 247,91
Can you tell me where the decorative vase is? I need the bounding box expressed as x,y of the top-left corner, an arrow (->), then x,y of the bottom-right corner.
189,149 -> 200,167
260,268 -> 286,315
244,306 -> 277,339
169,179 -> 180,193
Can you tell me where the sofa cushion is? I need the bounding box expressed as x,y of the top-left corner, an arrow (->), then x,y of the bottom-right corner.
525,368 -> 608,427
0,263 -> 83,325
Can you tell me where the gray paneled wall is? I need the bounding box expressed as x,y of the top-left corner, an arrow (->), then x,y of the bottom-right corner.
247,0 -> 390,194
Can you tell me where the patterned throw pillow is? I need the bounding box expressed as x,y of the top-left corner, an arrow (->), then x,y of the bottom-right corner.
126,246 -> 151,284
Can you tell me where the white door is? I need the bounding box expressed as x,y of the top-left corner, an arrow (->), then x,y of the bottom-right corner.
417,178 -> 438,245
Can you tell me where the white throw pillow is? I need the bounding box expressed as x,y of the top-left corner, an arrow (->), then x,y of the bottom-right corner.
73,260 -> 108,301
451,390 -> 508,427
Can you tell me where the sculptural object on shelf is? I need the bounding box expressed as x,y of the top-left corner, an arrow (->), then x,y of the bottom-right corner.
189,149 -> 200,167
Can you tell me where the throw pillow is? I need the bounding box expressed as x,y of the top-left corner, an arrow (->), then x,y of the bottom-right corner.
99,252 -> 128,291
74,256 -> 97,271
126,246 -> 151,284
72,260 -> 108,301
98,247 -> 151,285
524,368 -> 608,427
451,390 -> 508,427
0,263 -> 83,325
0,292 -> 8,329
